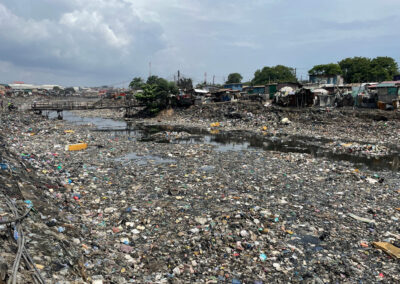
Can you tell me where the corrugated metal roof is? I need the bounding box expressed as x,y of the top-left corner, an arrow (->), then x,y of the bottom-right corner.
377,81 -> 400,87
381,81 -> 400,84
377,83 -> 396,88
194,89 -> 208,94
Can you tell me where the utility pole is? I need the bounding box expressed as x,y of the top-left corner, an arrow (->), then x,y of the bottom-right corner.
204,72 -> 207,84
149,62 -> 152,78
177,70 -> 180,83
213,75 -> 215,85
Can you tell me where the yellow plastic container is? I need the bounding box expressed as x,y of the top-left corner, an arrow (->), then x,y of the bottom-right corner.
66,143 -> 88,151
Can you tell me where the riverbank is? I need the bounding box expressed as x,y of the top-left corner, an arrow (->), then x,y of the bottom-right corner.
1,101 -> 400,283
74,102 -> 400,146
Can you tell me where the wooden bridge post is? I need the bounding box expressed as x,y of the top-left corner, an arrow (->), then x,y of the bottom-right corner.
57,110 -> 63,120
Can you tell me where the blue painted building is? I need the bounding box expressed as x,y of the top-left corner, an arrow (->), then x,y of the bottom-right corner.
247,85 -> 265,94
309,75 -> 343,85
223,83 -> 243,91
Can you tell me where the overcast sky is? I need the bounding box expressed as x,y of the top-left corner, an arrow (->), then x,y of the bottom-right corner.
0,0 -> 399,87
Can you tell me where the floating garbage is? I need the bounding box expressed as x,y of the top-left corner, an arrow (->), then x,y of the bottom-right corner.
373,242 -> 400,259
1,98 -> 400,283
65,143 -> 88,151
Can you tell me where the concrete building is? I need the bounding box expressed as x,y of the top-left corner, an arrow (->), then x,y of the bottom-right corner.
8,83 -> 64,91
223,83 -> 243,91
309,75 -> 344,85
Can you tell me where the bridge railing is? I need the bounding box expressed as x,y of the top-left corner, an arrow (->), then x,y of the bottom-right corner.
31,98 -> 143,110
31,101 -> 99,110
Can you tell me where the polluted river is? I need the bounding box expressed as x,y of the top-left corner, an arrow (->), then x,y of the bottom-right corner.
1,103 -> 400,283
54,110 -> 400,172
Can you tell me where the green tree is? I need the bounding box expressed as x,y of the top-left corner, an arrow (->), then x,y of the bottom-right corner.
308,63 -> 342,76
146,75 -> 160,85
135,76 -> 179,114
64,87 -> 76,94
226,73 -> 243,84
370,56 -> 399,82
135,84 -> 157,104
338,56 -> 399,83
135,84 -> 158,113
339,57 -> 372,83
252,65 -> 297,85
177,77 -> 193,90
195,82 -> 222,89
129,77 -> 144,90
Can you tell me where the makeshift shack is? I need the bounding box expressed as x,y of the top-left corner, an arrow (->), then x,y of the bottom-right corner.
212,89 -> 239,102
265,82 -> 301,100
240,86 -> 266,102
176,89 -> 195,106
350,84 -> 378,108
192,89 -> 211,105
274,87 -> 313,107
376,81 -> 400,109
312,88 -> 334,107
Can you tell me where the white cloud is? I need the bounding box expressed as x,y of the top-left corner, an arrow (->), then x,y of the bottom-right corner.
60,10 -> 130,48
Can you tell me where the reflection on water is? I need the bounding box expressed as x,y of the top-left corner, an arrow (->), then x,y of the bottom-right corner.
115,152 -> 176,165
49,111 -> 400,171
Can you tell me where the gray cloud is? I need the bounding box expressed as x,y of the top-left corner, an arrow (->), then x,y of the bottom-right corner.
0,0 -> 399,86
0,0 -> 166,85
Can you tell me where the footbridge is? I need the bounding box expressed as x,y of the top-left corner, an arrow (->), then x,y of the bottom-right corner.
31,97 -> 144,118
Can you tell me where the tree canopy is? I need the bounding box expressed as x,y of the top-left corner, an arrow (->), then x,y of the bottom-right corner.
226,73 -> 243,84
370,57 -> 399,82
146,75 -> 160,85
252,65 -> 297,85
64,87 -> 76,94
129,77 -> 144,90
134,76 -> 179,114
177,77 -> 193,90
308,63 -> 342,76
339,56 -> 399,83
195,82 -> 222,89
